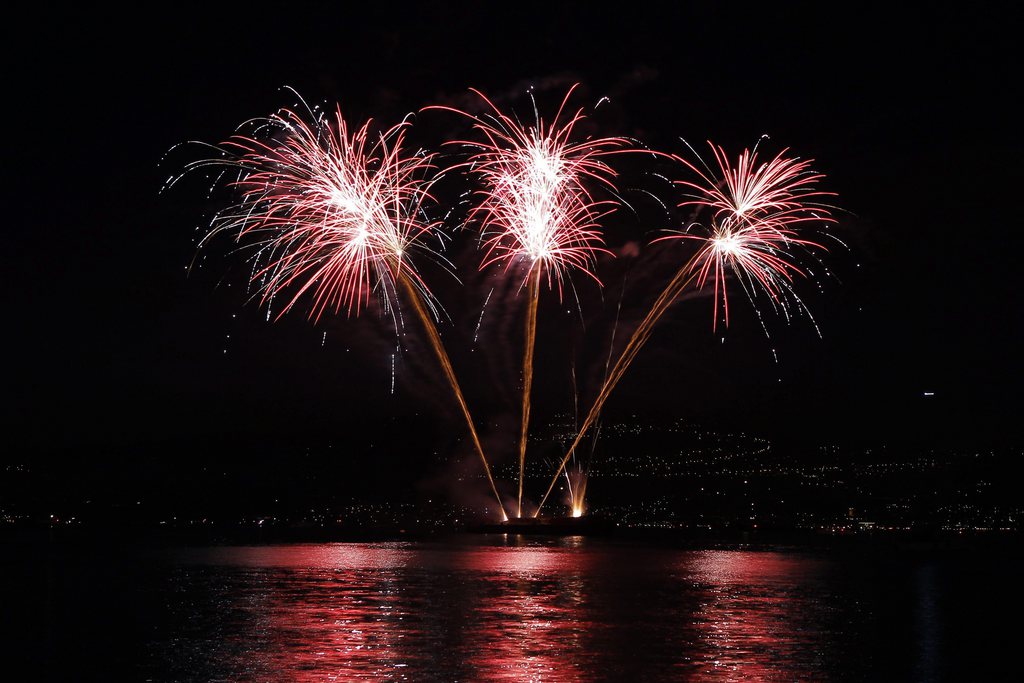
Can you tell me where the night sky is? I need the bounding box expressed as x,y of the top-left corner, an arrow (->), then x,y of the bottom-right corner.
6,4 -> 1020,487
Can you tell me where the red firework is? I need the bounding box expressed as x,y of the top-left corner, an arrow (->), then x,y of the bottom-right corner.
661,142 -> 835,329
431,86 -> 627,293
675,143 -> 834,232
194,106 -> 440,321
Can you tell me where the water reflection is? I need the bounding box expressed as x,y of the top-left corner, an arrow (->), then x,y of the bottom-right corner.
681,551 -> 831,680
456,540 -> 592,680
152,541 -> 863,680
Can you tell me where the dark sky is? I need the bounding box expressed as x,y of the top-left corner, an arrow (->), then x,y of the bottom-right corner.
5,3 -> 1021,477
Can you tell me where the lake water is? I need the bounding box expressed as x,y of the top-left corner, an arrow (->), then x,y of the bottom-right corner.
7,536 -> 1018,681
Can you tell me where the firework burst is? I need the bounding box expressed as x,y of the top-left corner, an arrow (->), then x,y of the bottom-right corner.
665,141 -> 836,330
433,85 -> 628,292
188,105 -> 440,322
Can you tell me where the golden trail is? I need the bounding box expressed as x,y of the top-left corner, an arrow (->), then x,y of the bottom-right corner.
517,267 -> 541,518
394,267 -> 508,520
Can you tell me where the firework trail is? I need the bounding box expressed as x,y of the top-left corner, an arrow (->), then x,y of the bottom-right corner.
183,101 -> 508,519
395,269 -> 509,520
517,267 -> 541,517
430,86 -> 627,517
536,142 -> 834,515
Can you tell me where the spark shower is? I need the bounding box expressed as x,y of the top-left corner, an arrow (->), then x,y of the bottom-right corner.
175,87 -> 837,521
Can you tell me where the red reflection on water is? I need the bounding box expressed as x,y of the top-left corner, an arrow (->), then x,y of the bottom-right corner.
454,540 -> 592,681
225,544 -> 416,680
171,543 -> 832,681
260,570 -> 411,679
679,550 -> 828,681
180,542 -> 411,569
